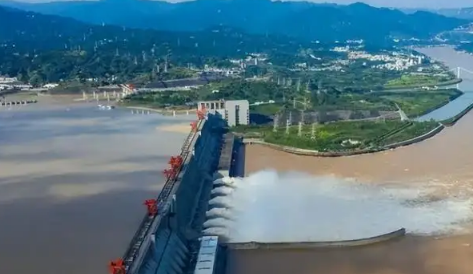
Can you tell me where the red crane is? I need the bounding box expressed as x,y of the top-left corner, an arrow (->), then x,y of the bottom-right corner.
190,121 -> 198,132
143,199 -> 158,216
169,156 -> 183,170
163,168 -> 176,180
197,107 -> 206,120
108,259 -> 126,274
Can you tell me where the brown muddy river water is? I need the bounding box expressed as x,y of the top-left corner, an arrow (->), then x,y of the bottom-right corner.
230,47 -> 473,274
0,104 -> 193,274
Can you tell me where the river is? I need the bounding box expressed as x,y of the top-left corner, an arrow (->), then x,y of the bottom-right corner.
0,104 -> 193,274
416,47 -> 473,121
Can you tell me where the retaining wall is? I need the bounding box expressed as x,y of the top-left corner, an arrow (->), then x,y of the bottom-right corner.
226,228 -> 406,250
382,124 -> 444,149
244,124 -> 445,157
442,101 -> 473,127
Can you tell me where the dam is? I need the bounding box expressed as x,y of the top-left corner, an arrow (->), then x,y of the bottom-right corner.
109,112 -> 238,274
109,112 -> 408,274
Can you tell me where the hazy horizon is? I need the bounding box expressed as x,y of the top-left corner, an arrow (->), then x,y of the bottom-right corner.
2,0 -> 471,9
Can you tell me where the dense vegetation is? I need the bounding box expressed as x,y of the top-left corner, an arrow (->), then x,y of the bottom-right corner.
123,78 -> 461,124
123,80 -> 290,108
0,6 -> 313,85
233,120 -> 440,152
1,0 -> 467,42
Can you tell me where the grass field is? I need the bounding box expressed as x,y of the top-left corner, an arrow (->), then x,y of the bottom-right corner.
380,89 -> 461,118
268,89 -> 462,119
384,74 -> 451,88
233,120 -> 439,151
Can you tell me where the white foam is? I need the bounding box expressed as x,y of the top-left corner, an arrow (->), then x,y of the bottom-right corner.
205,170 -> 473,243
211,186 -> 234,195
206,208 -> 233,219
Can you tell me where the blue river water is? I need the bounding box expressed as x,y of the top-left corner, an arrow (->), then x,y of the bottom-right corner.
415,47 -> 473,122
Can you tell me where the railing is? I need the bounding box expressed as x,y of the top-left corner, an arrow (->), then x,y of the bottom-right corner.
120,120 -> 202,274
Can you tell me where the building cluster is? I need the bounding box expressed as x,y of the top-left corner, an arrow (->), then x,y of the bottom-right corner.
202,65 -> 242,76
0,76 -> 33,90
197,99 -> 250,127
347,51 -> 424,71
228,53 -> 268,69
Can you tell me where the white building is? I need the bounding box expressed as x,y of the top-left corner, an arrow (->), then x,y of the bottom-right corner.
0,76 -> 17,83
198,99 -> 249,126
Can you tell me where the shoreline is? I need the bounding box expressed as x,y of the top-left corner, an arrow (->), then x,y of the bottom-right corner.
124,105 -> 197,116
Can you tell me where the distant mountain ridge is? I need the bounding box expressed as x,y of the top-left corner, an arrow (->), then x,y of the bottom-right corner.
402,7 -> 473,20
0,0 -> 468,43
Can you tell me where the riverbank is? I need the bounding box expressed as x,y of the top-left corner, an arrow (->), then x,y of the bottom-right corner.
124,105 -> 196,116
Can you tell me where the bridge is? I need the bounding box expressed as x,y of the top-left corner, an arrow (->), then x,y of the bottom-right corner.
108,110 -> 237,274
450,66 -> 473,89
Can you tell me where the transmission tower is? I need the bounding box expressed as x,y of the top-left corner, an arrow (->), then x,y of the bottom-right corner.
164,55 -> 168,73
273,114 -> 279,132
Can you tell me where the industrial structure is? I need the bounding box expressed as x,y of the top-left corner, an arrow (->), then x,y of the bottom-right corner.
109,109 -> 240,274
197,99 -> 250,127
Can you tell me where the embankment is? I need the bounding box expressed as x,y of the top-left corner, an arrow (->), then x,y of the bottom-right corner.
442,101 -> 473,127
243,124 -> 445,157
226,228 -> 406,250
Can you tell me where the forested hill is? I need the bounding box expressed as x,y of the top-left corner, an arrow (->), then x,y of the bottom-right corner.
403,7 -> 473,20
0,6 -> 303,56
0,6 -> 305,85
0,0 -> 468,42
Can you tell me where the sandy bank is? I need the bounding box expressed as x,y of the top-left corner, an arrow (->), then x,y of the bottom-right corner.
156,123 -> 192,134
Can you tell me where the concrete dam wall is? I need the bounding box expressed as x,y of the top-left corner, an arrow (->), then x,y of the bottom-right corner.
225,228 -> 406,250
114,113 -> 232,274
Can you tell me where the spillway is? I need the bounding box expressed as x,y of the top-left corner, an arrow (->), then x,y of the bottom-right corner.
110,112 -> 239,274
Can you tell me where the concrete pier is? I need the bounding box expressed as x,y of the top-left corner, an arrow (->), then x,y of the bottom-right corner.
119,113 -> 234,274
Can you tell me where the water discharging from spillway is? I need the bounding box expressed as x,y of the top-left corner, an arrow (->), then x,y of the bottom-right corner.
203,170 -> 473,243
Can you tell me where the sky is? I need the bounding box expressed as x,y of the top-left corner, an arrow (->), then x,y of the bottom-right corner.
7,0 -> 473,9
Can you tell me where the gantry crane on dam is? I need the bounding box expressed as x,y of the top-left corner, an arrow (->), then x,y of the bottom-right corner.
108,108 -> 209,274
